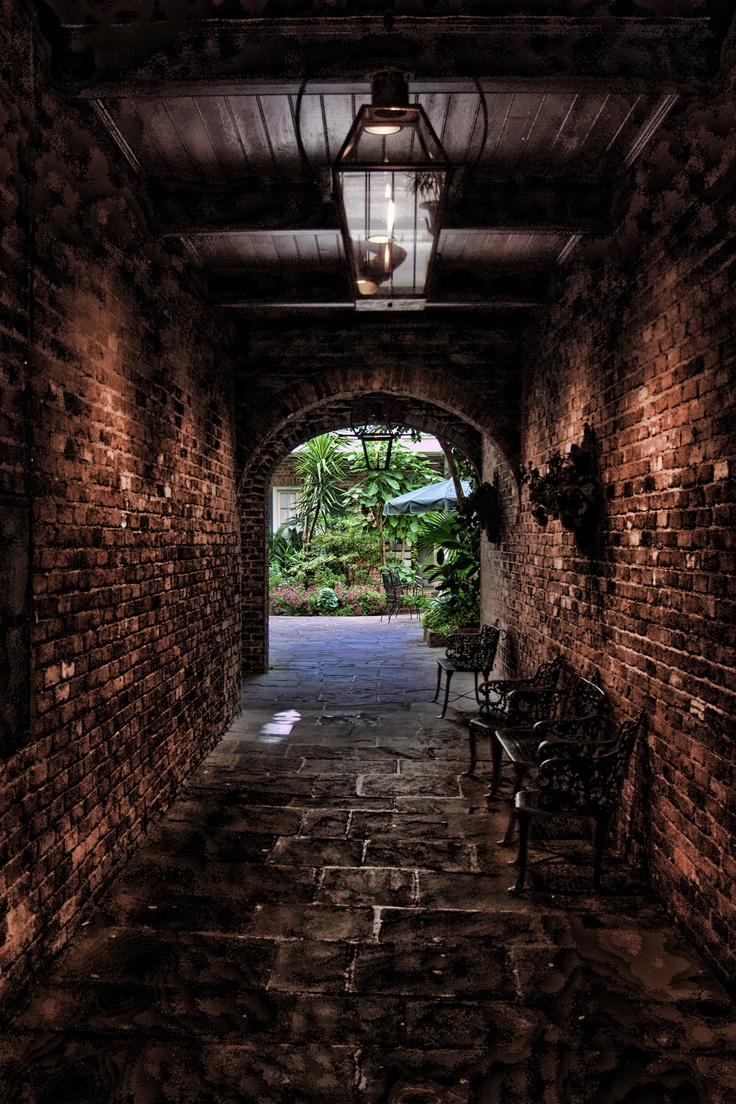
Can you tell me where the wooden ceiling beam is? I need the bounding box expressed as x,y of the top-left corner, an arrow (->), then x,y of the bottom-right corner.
216,298 -> 543,311
444,177 -> 613,235
153,183 -> 333,237
53,17 -> 718,94
153,175 -> 611,240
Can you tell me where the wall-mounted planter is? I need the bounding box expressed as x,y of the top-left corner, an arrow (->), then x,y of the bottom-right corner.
522,423 -> 604,554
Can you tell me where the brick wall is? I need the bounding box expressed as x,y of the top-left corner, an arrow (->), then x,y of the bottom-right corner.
0,4 -> 241,1008
484,57 -> 736,980
0,1 -> 32,758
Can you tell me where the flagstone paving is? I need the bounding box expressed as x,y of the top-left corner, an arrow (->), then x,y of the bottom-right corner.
1,616 -> 735,1103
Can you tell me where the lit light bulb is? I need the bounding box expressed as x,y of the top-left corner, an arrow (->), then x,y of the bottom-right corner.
365,124 -> 401,136
357,278 -> 378,295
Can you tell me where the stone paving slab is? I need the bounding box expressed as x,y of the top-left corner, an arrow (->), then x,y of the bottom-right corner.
1,617 -> 735,1103
244,903 -> 375,943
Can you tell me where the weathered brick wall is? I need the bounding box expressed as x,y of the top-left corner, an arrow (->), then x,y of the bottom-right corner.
0,1 -> 32,757
271,455 -> 299,487
0,4 -> 240,1008
484,56 -> 736,980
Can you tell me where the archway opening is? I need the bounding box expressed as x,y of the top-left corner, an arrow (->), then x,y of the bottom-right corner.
236,384 -> 518,678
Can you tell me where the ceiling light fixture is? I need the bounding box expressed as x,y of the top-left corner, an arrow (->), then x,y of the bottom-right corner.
333,71 -> 450,311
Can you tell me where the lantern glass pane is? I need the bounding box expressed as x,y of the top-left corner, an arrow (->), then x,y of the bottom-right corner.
338,106 -> 446,167
337,169 -> 446,300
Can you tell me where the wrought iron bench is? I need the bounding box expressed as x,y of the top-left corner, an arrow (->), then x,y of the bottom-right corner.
465,655 -> 569,778
432,621 -> 501,718
492,672 -> 609,845
507,712 -> 646,894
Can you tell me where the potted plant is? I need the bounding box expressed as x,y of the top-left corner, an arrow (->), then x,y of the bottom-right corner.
521,424 -> 604,553
405,171 -> 444,235
416,508 -> 481,645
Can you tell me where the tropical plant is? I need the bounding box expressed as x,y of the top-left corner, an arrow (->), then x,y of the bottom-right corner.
405,171 -> 443,201
269,522 -> 303,578
269,562 -> 284,589
416,509 -> 481,630
345,441 -> 436,565
421,593 -> 477,637
294,434 -> 348,549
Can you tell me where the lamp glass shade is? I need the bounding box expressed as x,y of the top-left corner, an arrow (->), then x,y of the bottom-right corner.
334,102 -> 449,307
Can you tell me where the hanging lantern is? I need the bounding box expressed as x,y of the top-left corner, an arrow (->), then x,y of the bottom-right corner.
333,71 -> 450,311
349,396 -> 405,471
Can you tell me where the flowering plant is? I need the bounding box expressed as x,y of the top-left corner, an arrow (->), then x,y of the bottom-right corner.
271,583 -> 386,617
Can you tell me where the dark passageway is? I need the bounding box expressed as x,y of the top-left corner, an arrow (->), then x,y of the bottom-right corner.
2,1 -> 736,1098
1,618 -> 734,1102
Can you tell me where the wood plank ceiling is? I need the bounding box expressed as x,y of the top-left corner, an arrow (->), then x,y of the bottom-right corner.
42,1 -> 728,314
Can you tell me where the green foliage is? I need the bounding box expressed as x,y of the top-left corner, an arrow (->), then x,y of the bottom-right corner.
316,586 -> 339,613
416,509 -> 481,630
421,593 -> 478,636
310,520 -> 381,578
291,556 -> 345,588
283,518 -> 380,587
294,434 -> 348,548
268,562 -> 283,589
269,523 -> 303,585
345,441 -> 437,563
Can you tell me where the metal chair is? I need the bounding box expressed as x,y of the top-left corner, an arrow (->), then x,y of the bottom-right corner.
507,713 -> 646,894
432,621 -> 500,718
379,568 -> 406,622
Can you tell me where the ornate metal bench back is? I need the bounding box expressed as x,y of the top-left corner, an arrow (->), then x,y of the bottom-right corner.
564,673 -> 606,719
445,623 -> 500,672
538,712 -> 646,813
531,654 -> 569,691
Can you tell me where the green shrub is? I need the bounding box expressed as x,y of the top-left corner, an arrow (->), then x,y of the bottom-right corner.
316,586 -> 339,613
310,522 -> 381,581
421,593 -> 478,636
268,563 -> 283,589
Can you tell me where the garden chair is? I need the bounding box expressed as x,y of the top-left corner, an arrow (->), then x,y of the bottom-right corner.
432,621 -> 500,718
380,568 -> 406,623
507,712 -> 646,894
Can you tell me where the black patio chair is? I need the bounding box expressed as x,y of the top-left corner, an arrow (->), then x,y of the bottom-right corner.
380,568 -> 406,622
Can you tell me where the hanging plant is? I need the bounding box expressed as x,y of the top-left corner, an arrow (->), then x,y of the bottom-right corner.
521,424 -> 604,553
405,171 -> 443,202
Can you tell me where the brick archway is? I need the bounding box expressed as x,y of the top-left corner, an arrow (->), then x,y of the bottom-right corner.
237,378 -> 517,673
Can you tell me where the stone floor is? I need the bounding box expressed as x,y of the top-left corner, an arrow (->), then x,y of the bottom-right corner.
2,616 -> 736,1103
